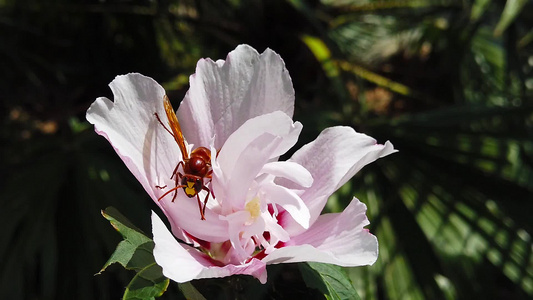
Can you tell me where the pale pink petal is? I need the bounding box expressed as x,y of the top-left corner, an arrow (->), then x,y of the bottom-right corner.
242,213 -> 267,241
216,111 -> 301,176
260,161 -> 313,188
198,258 -> 267,284
262,198 -> 378,267
213,112 -> 301,210
86,74 -> 177,203
177,45 -> 295,149
217,133 -> 282,210
221,211 -> 252,262
159,195 -> 229,243
262,183 -> 310,229
278,126 -> 396,235
261,212 -> 290,253
152,211 -> 221,282
152,212 -> 267,283
221,210 -> 268,263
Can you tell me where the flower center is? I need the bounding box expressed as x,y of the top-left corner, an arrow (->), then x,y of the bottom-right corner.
245,197 -> 261,220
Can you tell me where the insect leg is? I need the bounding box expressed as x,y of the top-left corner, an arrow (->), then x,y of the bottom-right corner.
157,184 -> 186,202
154,112 -> 175,138
203,176 -> 215,198
196,194 -> 206,220
171,161 -> 184,180
171,171 -> 184,202
201,186 -> 212,219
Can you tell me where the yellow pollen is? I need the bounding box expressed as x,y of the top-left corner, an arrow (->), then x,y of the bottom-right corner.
245,197 -> 261,219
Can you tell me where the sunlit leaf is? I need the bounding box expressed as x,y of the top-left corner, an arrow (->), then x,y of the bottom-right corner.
99,207 -> 153,273
123,263 -> 170,300
300,262 -> 361,300
301,35 -> 339,78
338,60 -> 413,96
470,0 -> 492,21
493,0 -> 527,36
100,207 -> 170,299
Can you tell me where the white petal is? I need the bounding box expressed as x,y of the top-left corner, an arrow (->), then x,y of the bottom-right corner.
177,45 -> 295,149
86,73 -> 180,203
201,259 -> 268,284
262,198 -> 378,267
262,183 -> 310,229
222,133 -> 282,209
159,194 -> 230,243
222,210 -> 268,263
152,212 -> 268,283
152,211 -> 216,282
214,111 -> 301,210
217,111 -> 301,177
278,126 -> 396,235
260,161 -> 313,188
262,211 -> 290,253
221,211 -> 251,261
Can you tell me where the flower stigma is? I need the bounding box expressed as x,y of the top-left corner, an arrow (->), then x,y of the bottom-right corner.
245,197 -> 261,221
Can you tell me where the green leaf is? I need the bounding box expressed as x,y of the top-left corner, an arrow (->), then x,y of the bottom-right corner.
99,207 -> 154,273
470,0 -> 492,21
301,35 -> 339,78
123,263 -> 170,300
299,262 -> 361,300
338,60 -> 414,97
301,35 -> 349,103
99,207 -> 170,299
493,0 -> 527,36
179,282 -> 207,300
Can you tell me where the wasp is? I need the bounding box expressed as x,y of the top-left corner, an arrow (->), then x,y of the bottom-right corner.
155,95 -> 213,220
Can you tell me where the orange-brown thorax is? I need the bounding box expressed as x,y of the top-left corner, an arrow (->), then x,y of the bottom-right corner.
184,146 -> 211,176
181,146 -> 212,198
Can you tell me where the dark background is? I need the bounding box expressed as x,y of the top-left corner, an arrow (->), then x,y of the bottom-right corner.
1,0 -> 532,299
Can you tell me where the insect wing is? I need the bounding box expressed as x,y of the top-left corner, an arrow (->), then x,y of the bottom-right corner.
163,95 -> 189,160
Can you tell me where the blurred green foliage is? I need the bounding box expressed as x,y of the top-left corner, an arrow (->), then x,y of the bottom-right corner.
1,0 -> 532,299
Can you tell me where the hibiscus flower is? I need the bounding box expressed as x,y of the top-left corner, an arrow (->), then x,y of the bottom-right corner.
86,45 -> 396,284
